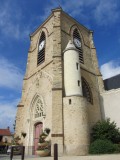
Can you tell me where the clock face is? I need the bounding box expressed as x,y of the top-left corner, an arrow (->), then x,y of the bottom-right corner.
39,40 -> 45,51
73,38 -> 81,48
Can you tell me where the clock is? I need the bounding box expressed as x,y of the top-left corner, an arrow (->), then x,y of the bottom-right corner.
39,40 -> 45,51
73,38 -> 81,48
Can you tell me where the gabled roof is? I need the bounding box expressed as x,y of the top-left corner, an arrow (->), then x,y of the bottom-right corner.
104,74 -> 120,90
30,7 -> 91,37
0,129 -> 12,136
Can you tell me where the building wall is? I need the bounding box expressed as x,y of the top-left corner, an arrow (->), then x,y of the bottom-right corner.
101,88 -> 120,128
2,136 -> 13,143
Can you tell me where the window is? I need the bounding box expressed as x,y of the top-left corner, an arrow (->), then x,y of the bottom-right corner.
73,28 -> 84,63
69,99 -> 72,104
78,80 -> 80,86
5,138 -> 8,143
76,63 -> 79,70
37,32 -> 46,65
82,77 -> 93,104
35,99 -> 44,118
0,136 -> 2,142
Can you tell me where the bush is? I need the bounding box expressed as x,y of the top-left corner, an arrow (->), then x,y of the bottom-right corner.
0,146 -> 7,154
91,118 -> 120,143
44,128 -> 50,135
114,144 -> 120,153
89,139 -> 116,154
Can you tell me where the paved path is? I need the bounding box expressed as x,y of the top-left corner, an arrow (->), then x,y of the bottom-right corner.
1,154 -> 120,160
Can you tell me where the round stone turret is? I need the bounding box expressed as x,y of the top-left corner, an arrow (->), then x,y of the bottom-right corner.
63,40 -> 82,96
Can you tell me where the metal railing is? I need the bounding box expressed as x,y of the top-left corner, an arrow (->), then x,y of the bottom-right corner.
10,146 -> 25,160
0,145 -> 7,154
10,144 -> 58,160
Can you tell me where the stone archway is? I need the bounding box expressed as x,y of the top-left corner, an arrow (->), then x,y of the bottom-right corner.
29,94 -> 46,155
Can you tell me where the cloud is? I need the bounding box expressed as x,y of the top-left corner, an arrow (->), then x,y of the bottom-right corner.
0,96 -> 5,100
43,0 -> 120,26
0,0 -> 119,40
0,57 -> 24,91
93,0 -> 119,25
0,1 -> 30,40
0,98 -> 19,132
100,60 -> 120,80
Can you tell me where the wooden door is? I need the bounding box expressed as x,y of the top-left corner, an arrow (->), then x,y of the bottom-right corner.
34,123 -> 43,154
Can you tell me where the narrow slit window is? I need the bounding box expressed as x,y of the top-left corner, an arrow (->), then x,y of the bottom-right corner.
76,63 -> 79,70
78,80 -> 80,86
69,99 -> 71,105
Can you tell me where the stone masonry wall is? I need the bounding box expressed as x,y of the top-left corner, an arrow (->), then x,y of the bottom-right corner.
61,11 -> 102,129
15,14 -> 54,154
51,8 -> 64,156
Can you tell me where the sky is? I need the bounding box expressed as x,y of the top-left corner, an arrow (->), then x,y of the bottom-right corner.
0,0 -> 120,132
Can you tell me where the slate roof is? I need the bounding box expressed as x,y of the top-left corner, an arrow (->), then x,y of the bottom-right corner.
104,74 -> 120,90
0,129 -> 11,136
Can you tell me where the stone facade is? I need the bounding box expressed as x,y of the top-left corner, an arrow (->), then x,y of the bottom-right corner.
63,96 -> 89,155
15,8 -> 103,156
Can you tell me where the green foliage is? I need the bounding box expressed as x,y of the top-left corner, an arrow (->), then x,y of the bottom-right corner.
44,128 -> 50,135
91,118 -> 120,143
89,118 -> 120,154
39,128 -> 50,143
12,136 -> 21,145
39,132 -> 47,143
114,144 -> 120,153
89,139 -> 116,154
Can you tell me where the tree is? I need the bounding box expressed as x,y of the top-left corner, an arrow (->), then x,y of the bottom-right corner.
91,118 -> 120,143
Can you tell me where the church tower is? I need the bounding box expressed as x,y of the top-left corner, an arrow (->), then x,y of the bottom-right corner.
15,8 -> 104,156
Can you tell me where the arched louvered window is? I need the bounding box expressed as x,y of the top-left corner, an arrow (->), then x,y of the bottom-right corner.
73,28 -> 84,63
82,77 -> 93,104
37,32 -> 46,65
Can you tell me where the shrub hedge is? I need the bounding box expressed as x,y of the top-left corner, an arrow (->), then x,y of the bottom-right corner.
91,118 -> 120,143
89,139 -> 116,154
89,118 -> 120,154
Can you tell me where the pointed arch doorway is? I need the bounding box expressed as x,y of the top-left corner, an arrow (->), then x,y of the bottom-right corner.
34,122 -> 43,155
